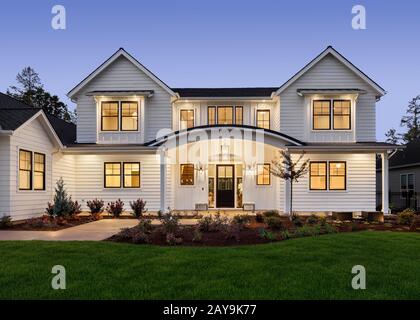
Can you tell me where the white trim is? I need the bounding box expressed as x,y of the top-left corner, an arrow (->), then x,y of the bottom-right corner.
13,111 -> 64,149
274,47 -> 386,97
67,48 -> 176,99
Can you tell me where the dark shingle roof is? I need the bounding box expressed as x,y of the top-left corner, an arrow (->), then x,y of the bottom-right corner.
389,139 -> 420,168
173,87 -> 278,98
0,92 -> 76,145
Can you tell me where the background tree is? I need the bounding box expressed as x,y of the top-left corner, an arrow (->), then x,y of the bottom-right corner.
7,66 -> 75,123
385,128 -> 401,144
271,150 -> 309,217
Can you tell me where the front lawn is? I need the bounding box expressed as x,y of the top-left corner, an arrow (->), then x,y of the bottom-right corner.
0,231 -> 419,299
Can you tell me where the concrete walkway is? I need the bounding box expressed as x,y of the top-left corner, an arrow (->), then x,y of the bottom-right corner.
0,219 -> 199,241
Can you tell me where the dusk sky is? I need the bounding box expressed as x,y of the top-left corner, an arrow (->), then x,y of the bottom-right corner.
0,0 -> 419,140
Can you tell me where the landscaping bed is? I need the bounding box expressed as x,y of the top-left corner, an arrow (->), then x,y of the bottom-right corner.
1,215 -> 99,231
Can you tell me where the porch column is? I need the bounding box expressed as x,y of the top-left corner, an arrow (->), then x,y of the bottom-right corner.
381,152 -> 389,214
159,149 -> 166,213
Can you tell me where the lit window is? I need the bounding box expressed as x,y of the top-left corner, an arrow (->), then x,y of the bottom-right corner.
217,107 -> 233,125
121,102 -> 138,131
180,164 -> 194,185
329,162 -> 346,190
180,110 -> 194,130
104,163 -> 121,188
401,173 -> 415,198
101,102 -> 119,131
310,162 -> 327,190
34,153 -> 45,190
208,107 -> 216,125
19,150 -> 32,190
333,100 -> 351,130
123,162 -> 140,188
313,100 -> 331,130
256,110 -> 270,129
235,106 -> 243,125
257,164 -> 270,185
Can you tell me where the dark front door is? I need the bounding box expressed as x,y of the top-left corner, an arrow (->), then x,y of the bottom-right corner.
216,165 -> 235,208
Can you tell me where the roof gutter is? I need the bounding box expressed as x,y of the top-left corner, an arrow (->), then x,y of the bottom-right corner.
0,130 -> 13,135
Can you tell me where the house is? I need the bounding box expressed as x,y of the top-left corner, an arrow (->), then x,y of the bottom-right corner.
0,46 -> 397,221
376,139 -> 420,211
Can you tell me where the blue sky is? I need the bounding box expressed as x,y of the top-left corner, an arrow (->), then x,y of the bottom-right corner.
0,0 -> 419,140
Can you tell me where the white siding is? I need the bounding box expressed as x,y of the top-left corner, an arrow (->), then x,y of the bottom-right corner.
0,136 -> 11,215
279,54 -> 377,142
75,56 -> 172,143
52,153 -> 77,197
9,117 -> 57,220
292,152 -> 376,212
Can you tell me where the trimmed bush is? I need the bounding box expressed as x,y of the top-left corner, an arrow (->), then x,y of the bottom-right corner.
87,199 -> 104,214
160,212 -> 180,234
255,213 -> 264,223
130,199 -> 147,218
0,215 -> 12,229
106,199 -> 124,217
265,217 -> 284,230
232,215 -> 251,229
398,208 -> 416,225
306,214 -> 319,225
263,210 -> 279,218
198,214 -> 229,232
259,228 -> 276,241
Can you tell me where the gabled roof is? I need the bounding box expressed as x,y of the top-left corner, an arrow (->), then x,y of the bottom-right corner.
67,48 -> 176,99
273,46 -> 386,97
388,139 -> 420,169
173,87 -> 278,98
46,114 -> 76,146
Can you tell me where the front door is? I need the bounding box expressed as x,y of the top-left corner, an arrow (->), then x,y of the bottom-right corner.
216,165 -> 235,208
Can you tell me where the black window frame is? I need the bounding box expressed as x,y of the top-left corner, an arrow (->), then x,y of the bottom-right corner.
256,163 -> 271,186
217,106 -> 234,125
101,101 -> 120,132
235,106 -> 243,125
104,162 -> 122,188
120,101 -> 139,132
180,109 -> 195,130
33,152 -> 46,191
208,106 -> 216,125
19,149 -> 32,191
180,163 -> 194,186
332,100 -> 351,130
309,161 -> 327,190
256,109 -> 270,129
123,162 -> 141,188
329,161 -> 347,190
313,100 -> 331,130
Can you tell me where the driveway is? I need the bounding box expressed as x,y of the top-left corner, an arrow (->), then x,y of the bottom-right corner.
0,218 -> 199,241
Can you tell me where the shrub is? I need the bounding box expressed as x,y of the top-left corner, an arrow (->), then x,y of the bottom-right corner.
0,215 -> 12,229
280,230 -> 290,240
223,223 -> 241,241
398,208 -> 416,225
68,199 -> 81,217
130,198 -> 147,218
87,199 -> 104,214
291,214 -> 303,227
295,225 -> 321,237
198,214 -> 229,232
306,214 -> 319,225
192,228 -> 203,242
263,210 -> 279,218
132,232 -> 150,244
232,215 -> 251,229
160,212 -> 180,234
166,233 -> 183,245
265,216 -> 284,230
255,213 -> 264,223
323,223 -> 338,234
259,228 -> 276,241
318,216 -> 327,226
106,199 -> 124,217
45,202 -> 54,216
135,219 -> 153,233
50,178 -> 72,216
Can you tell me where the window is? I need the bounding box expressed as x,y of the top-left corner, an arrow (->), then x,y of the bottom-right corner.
256,164 -> 270,185
208,107 -> 216,125
310,162 -> 327,190
313,100 -> 331,130
123,162 -> 140,188
235,106 -> 243,125
217,106 -> 233,125
101,102 -> 119,131
256,110 -> 270,129
34,153 -> 45,190
401,173 -> 415,197
180,164 -> 194,185
180,110 -> 194,130
121,102 -> 138,131
333,100 -> 351,130
329,162 -> 346,190
104,163 -> 121,188
19,149 -> 32,190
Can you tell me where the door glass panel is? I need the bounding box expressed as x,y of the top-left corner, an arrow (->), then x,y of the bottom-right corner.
237,177 -> 243,208
208,177 -> 215,208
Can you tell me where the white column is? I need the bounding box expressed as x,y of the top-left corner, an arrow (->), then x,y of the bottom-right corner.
381,152 -> 389,214
160,149 -> 166,213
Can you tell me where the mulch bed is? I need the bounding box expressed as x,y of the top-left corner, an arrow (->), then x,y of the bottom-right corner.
4,215 -> 99,231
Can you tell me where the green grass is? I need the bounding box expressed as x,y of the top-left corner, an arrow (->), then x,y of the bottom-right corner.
0,231 -> 420,299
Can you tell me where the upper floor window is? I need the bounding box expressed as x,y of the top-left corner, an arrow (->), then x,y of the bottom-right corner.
121,102 -> 138,131
19,149 -> 32,190
180,164 -> 194,185
256,164 -> 271,185
180,110 -> 194,130
256,110 -> 270,129
207,106 -> 243,125
34,153 -> 46,190
313,100 -> 331,130
313,99 -> 351,130
101,101 -> 138,132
